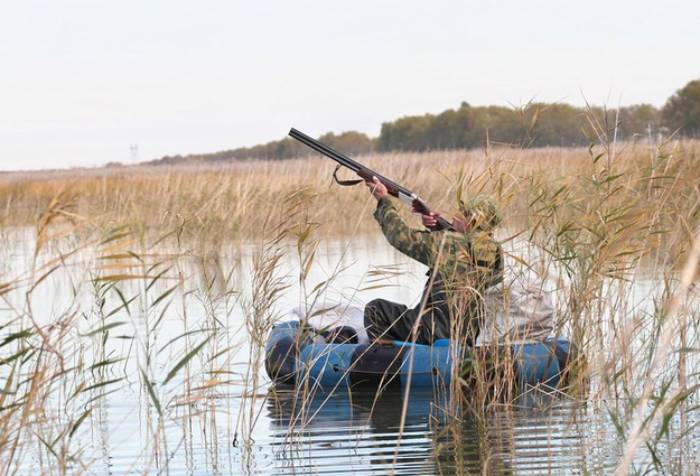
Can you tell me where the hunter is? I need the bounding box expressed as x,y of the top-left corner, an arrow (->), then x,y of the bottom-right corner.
364,176 -> 503,346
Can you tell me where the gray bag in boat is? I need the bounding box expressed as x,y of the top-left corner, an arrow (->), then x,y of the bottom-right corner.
477,279 -> 556,345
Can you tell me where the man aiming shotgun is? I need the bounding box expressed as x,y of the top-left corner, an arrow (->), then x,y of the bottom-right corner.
289,128 -> 503,346
364,177 -> 503,345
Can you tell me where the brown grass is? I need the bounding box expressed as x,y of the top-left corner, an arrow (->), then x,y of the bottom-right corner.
1,141 -> 697,245
1,138 -> 700,474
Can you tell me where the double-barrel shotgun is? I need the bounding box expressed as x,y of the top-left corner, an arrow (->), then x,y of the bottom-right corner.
288,128 -> 453,231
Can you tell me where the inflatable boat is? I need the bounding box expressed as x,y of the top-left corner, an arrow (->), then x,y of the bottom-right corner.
265,321 -> 579,391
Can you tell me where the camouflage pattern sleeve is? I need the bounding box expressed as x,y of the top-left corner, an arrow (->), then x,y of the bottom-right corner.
373,197 -> 436,266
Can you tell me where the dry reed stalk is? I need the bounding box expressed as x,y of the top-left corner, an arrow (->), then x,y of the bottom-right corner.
2,137 -> 700,473
615,227 -> 700,474
1,141 -> 696,249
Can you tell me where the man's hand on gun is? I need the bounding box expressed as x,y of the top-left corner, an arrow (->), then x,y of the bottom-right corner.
419,211 -> 440,231
365,176 -> 388,200
365,177 -> 442,231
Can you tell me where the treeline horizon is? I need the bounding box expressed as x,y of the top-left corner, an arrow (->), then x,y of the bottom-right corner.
142,79 -> 700,166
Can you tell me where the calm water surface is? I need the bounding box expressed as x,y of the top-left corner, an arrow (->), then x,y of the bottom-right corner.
2,231 -> 698,474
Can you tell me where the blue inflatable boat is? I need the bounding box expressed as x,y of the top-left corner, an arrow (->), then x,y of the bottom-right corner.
265,321 -> 578,391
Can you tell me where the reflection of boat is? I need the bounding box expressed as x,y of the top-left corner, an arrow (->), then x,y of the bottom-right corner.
268,386 -> 443,430
265,380 -> 592,474
266,386 -> 455,475
265,321 -> 579,392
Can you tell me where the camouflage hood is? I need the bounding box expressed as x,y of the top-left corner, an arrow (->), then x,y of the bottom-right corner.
458,195 -> 502,232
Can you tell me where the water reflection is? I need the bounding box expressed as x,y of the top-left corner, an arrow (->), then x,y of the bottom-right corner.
264,387 -> 605,475
3,230 -> 690,475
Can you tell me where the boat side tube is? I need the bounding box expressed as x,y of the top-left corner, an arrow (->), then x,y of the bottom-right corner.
265,321 -> 578,391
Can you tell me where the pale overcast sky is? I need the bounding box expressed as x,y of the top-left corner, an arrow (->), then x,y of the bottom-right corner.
1,0 -> 698,170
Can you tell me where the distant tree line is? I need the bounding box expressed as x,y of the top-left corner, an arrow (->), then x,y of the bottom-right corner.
146,79 -> 700,166
146,130 -> 374,166
377,102 -> 664,151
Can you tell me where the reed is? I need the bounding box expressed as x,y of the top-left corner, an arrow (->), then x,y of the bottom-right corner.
0,137 -> 699,474
1,140 -> 697,248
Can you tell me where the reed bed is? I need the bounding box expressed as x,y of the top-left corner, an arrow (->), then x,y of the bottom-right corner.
1,140 -> 698,273
2,140 -> 695,247
1,137 -> 699,474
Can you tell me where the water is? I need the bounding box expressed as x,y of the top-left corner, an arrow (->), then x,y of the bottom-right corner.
1,230 -> 698,474
264,389 -> 603,475
66,385 -> 611,475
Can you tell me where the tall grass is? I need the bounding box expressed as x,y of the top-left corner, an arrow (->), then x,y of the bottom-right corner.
2,140 -> 696,247
1,138 -> 699,474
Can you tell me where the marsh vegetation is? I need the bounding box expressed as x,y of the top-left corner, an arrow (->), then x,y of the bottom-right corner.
1,137 -> 699,474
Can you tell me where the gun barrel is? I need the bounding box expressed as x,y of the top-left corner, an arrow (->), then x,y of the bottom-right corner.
288,128 -> 359,172
288,128 -> 411,196
289,127 -> 455,232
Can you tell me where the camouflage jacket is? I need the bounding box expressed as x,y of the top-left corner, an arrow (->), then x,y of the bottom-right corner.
374,197 -> 503,323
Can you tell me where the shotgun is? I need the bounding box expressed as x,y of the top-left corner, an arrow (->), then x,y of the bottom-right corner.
288,128 -> 453,231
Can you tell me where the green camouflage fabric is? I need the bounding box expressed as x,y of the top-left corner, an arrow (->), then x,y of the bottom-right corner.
373,196 -> 503,328
458,195 -> 503,232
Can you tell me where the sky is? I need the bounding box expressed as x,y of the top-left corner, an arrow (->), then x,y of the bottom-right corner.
1,0 -> 699,171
